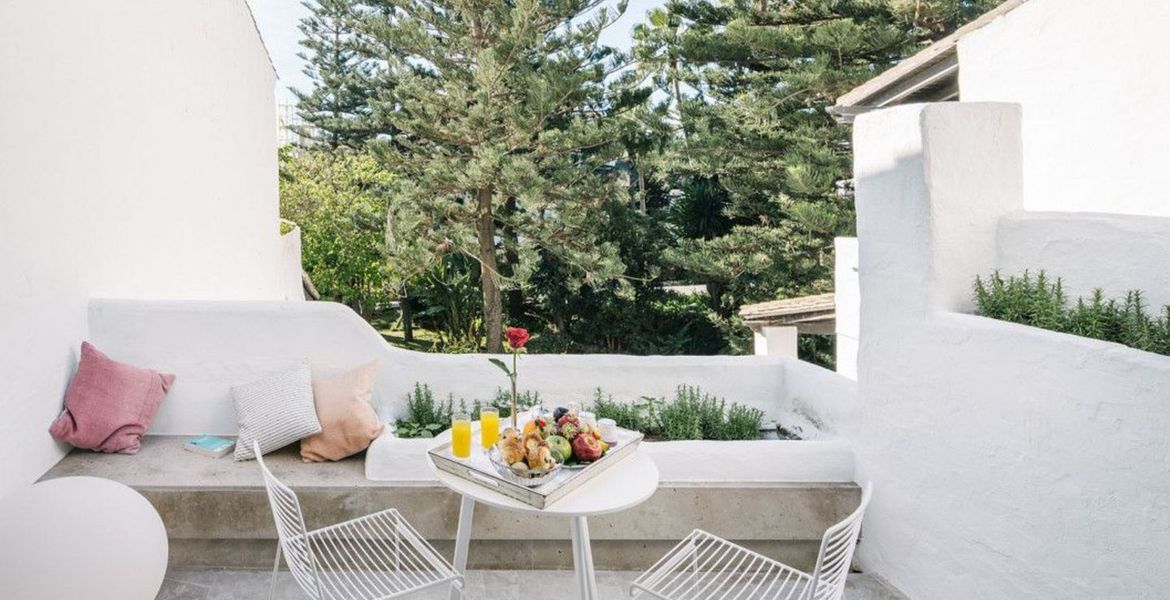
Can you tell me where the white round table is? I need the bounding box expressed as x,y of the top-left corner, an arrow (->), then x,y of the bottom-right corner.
427,425 -> 659,600
0,476 -> 169,600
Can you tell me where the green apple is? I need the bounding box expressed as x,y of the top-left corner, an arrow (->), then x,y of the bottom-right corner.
546,435 -> 572,463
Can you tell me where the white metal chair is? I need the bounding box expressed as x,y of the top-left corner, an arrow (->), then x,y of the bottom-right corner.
630,482 -> 873,600
254,441 -> 463,600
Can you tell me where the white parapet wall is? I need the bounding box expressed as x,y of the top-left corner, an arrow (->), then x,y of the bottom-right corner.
833,237 -> 859,380
0,1 -> 299,499
853,102 -> 1170,598
997,211 -> 1170,309
89,300 -> 858,439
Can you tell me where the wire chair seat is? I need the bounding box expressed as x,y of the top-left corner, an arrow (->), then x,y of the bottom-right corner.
630,529 -> 813,600
254,441 -> 462,600
632,483 -> 872,600
300,509 -> 461,600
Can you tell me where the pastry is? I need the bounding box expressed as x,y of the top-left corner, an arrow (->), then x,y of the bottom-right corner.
498,429 -> 525,465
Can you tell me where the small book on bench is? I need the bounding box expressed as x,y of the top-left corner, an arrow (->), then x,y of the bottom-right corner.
184,435 -> 235,458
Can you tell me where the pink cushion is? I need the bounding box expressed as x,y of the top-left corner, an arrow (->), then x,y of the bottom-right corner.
48,341 -> 175,454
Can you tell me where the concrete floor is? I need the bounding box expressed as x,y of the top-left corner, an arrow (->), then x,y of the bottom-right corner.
158,568 -> 908,599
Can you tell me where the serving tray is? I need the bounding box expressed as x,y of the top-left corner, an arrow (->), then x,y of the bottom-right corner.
428,426 -> 644,509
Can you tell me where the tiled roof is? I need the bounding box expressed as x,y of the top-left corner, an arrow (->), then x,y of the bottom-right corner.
829,0 -> 1029,122
739,293 -> 835,324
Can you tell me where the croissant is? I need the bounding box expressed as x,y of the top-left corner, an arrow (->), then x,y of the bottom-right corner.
528,445 -> 553,471
499,429 -> 526,464
523,430 -> 544,455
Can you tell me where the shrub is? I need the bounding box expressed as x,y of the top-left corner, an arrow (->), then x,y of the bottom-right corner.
592,390 -> 662,437
593,385 -> 763,441
396,384 -> 544,437
395,383 -> 452,438
278,148 -> 394,317
973,270 -> 1170,356
725,403 -> 766,441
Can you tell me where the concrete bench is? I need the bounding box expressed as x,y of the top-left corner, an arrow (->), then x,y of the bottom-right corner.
42,436 -> 860,571
63,300 -> 861,569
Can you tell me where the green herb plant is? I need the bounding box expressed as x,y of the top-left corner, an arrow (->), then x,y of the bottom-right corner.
394,383 -> 452,439
974,270 -> 1170,356
592,385 -> 763,441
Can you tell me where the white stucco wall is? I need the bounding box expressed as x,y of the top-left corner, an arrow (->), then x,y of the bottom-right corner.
998,211 -> 1170,310
0,1 -> 295,499
853,103 -> 1170,598
957,0 -> 1170,216
87,299 -> 856,439
833,237 -> 859,380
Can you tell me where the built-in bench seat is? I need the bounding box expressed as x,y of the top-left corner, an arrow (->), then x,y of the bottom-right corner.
41,435 -> 860,571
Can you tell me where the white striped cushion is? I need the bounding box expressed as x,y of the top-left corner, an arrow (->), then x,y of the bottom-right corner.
232,364 -> 321,461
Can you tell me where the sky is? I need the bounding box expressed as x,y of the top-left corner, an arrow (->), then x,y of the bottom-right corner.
247,0 -> 668,106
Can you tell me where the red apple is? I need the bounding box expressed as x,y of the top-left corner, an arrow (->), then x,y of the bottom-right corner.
571,434 -> 603,462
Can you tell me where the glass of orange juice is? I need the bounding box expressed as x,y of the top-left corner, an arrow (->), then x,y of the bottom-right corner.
480,408 -> 500,449
451,413 -> 472,459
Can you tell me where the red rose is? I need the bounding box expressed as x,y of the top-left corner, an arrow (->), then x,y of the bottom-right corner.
505,327 -> 530,350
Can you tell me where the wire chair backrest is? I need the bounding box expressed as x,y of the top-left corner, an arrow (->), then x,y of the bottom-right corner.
254,441 -> 323,599
808,482 -> 873,600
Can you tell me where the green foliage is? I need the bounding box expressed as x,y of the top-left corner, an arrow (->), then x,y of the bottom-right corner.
358,0 -> 642,352
395,384 -> 540,437
293,0 -> 379,148
799,335 -> 836,370
637,0 -> 923,313
285,0 -> 1004,357
279,147 -> 394,315
592,385 -> 763,441
395,383 -> 453,438
592,390 -> 664,437
973,270 -> 1170,356
406,255 -> 484,352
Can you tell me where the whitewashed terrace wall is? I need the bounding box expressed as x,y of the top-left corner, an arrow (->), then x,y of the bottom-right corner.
997,211 -> 1170,310
0,0 -> 296,499
958,0 -> 1170,216
280,225 -> 307,300
853,102 -> 1170,599
833,237 -> 860,380
89,300 -> 856,438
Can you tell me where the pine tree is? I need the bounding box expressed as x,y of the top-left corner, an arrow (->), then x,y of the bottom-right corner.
897,0 -> 1005,37
647,0 -> 916,313
649,0 -> 998,314
294,0 -> 378,148
357,0 -> 639,352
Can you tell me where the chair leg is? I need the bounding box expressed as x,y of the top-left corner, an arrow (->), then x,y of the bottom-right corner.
269,544 -> 282,600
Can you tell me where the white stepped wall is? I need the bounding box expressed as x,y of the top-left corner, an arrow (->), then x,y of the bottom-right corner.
853,103 -> 1170,598
0,1 -> 296,500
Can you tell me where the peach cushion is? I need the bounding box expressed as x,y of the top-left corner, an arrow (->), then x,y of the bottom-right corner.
299,361 -> 384,462
48,341 -> 175,454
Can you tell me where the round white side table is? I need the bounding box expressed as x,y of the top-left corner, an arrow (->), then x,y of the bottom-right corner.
427,426 -> 659,600
0,476 -> 169,600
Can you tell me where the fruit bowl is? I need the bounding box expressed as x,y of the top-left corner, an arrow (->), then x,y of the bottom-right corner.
487,447 -> 562,487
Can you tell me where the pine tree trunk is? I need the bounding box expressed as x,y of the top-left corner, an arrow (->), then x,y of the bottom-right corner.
502,199 -> 525,322
400,291 -> 414,343
672,59 -> 688,145
476,187 -> 504,353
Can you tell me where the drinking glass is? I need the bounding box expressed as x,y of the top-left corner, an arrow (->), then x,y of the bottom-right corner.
480,408 -> 500,449
451,413 -> 472,459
